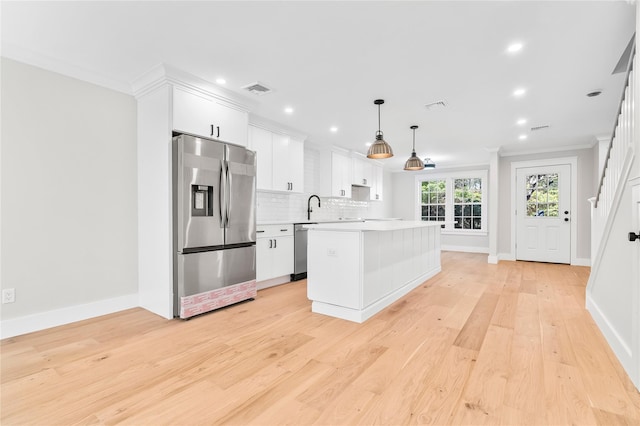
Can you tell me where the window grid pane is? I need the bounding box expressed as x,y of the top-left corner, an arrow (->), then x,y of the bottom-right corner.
421,179 -> 446,222
453,178 -> 482,229
526,173 -> 559,217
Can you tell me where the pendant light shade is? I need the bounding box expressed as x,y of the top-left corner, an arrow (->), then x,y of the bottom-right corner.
404,125 -> 425,171
367,99 -> 394,159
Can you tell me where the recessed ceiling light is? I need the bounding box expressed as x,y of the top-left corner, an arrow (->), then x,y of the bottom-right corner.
513,88 -> 526,97
518,134 -> 528,141
215,78 -> 226,85
330,126 -> 338,133
516,118 -> 527,125
284,107 -> 294,114
507,42 -> 523,53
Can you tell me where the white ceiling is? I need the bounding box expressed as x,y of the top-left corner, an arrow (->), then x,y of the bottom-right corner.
1,1 -> 636,170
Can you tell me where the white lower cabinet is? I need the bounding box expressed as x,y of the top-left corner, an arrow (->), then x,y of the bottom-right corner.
256,224 -> 294,283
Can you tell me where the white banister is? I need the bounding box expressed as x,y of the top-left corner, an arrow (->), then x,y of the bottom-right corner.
591,40 -> 635,258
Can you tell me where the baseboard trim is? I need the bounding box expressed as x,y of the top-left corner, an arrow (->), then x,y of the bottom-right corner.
441,245 -> 489,254
256,275 -> 291,290
0,294 -> 139,339
572,257 -> 591,267
586,293 -> 633,370
487,255 -> 498,264
498,252 -> 516,261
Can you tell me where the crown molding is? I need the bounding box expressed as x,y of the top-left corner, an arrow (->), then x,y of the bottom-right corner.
2,43 -> 131,94
131,63 -> 258,112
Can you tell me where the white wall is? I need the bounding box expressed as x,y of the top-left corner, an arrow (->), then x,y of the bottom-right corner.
1,59 -> 138,335
587,8 -> 639,390
497,147 -> 595,261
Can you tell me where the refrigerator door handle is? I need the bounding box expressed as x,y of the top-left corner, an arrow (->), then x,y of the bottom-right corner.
219,159 -> 227,228
226,160 -> 232,228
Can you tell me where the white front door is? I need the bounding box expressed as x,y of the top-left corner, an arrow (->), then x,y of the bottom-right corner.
516,165 -> 571,263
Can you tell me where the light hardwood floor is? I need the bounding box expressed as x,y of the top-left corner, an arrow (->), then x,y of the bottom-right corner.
2,252 -> 640,425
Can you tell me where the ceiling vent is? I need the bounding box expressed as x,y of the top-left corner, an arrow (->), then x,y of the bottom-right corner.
531,124 -> 550,131
425,100 -> 447,109
242,82 -> 273,95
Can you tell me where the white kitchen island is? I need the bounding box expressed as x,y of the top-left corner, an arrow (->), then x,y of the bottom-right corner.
305,220 -> 443,323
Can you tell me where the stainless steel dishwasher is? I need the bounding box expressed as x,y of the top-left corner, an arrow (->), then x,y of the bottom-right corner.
291,223 -> 316,281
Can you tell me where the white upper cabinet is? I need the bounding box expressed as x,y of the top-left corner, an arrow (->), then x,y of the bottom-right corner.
330,151 -> 352,198
370,164 -> 384,201
248,125 -> 304,193
173,87 -> 248,146
273,135 -> 304,193
352,155 -> 372,187
249,126 -> 274,190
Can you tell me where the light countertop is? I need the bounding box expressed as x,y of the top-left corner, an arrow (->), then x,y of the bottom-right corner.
304,220 -> 444,232
257,218 -> 366,226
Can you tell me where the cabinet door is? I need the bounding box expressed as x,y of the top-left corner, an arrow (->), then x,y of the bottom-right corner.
271,236 -> 294,277
370,165 -> 384,201
173,87 -> 217,138
352,157 -> 372,186
214,102 -> 248,146
256,237 -> 273,282
173,87 -> 248,146
249,126 -> 274,190
272,133 -> 292,192
331,152 -> 351,197
288,138 -> 304,193
272,135 -> 304,193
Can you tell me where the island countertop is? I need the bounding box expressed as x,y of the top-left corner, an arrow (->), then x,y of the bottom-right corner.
304,220 -> 443,232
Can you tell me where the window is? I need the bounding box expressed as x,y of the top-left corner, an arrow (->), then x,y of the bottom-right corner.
420,180 -> 446,222
454,178 -> 482,229
417,171 -> 487,234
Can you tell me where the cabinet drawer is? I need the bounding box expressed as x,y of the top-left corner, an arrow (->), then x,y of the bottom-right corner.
256,224 -> 294,238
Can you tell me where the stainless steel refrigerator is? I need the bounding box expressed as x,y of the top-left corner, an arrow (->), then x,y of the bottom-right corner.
173,133 -> 257,319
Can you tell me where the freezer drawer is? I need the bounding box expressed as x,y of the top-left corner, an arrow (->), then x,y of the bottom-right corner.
174,245 -> 256,318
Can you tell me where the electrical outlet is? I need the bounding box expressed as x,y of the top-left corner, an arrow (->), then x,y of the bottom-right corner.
2,288 -> 15,304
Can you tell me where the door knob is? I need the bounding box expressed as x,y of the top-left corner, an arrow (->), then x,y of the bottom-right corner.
629,232 -> 640,242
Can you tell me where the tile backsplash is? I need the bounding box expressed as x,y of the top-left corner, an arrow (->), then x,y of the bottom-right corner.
256,146 -> 388,223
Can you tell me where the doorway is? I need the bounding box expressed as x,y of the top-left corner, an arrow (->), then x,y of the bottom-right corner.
516,165 -> 571,263
510,157 -> 577,264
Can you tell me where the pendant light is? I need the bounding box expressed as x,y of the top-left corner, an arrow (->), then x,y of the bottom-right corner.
404,125 -> 425,171
367,99 -> 394,159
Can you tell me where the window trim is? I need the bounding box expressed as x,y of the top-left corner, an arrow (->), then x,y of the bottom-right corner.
415,170 -> 488,235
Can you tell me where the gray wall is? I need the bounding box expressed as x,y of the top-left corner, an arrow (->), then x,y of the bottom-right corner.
1,58 -> 138,319
391,165 -> 490,251
391,148 -> 595,260
497,148 -> 595,260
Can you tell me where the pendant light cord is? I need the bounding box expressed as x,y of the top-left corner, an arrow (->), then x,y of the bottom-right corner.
412,128 -> 416,151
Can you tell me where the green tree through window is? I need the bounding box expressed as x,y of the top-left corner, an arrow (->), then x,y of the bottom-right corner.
421,180 -> 446,222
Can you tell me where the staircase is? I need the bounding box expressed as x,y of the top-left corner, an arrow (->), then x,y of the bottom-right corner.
587,38 -> 639,390
590,41 -> 636,258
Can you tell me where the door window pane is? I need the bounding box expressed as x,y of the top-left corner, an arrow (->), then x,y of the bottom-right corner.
526,173 -> 559,217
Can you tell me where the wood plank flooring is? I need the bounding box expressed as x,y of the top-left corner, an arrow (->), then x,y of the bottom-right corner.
2,252 -> 640,425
